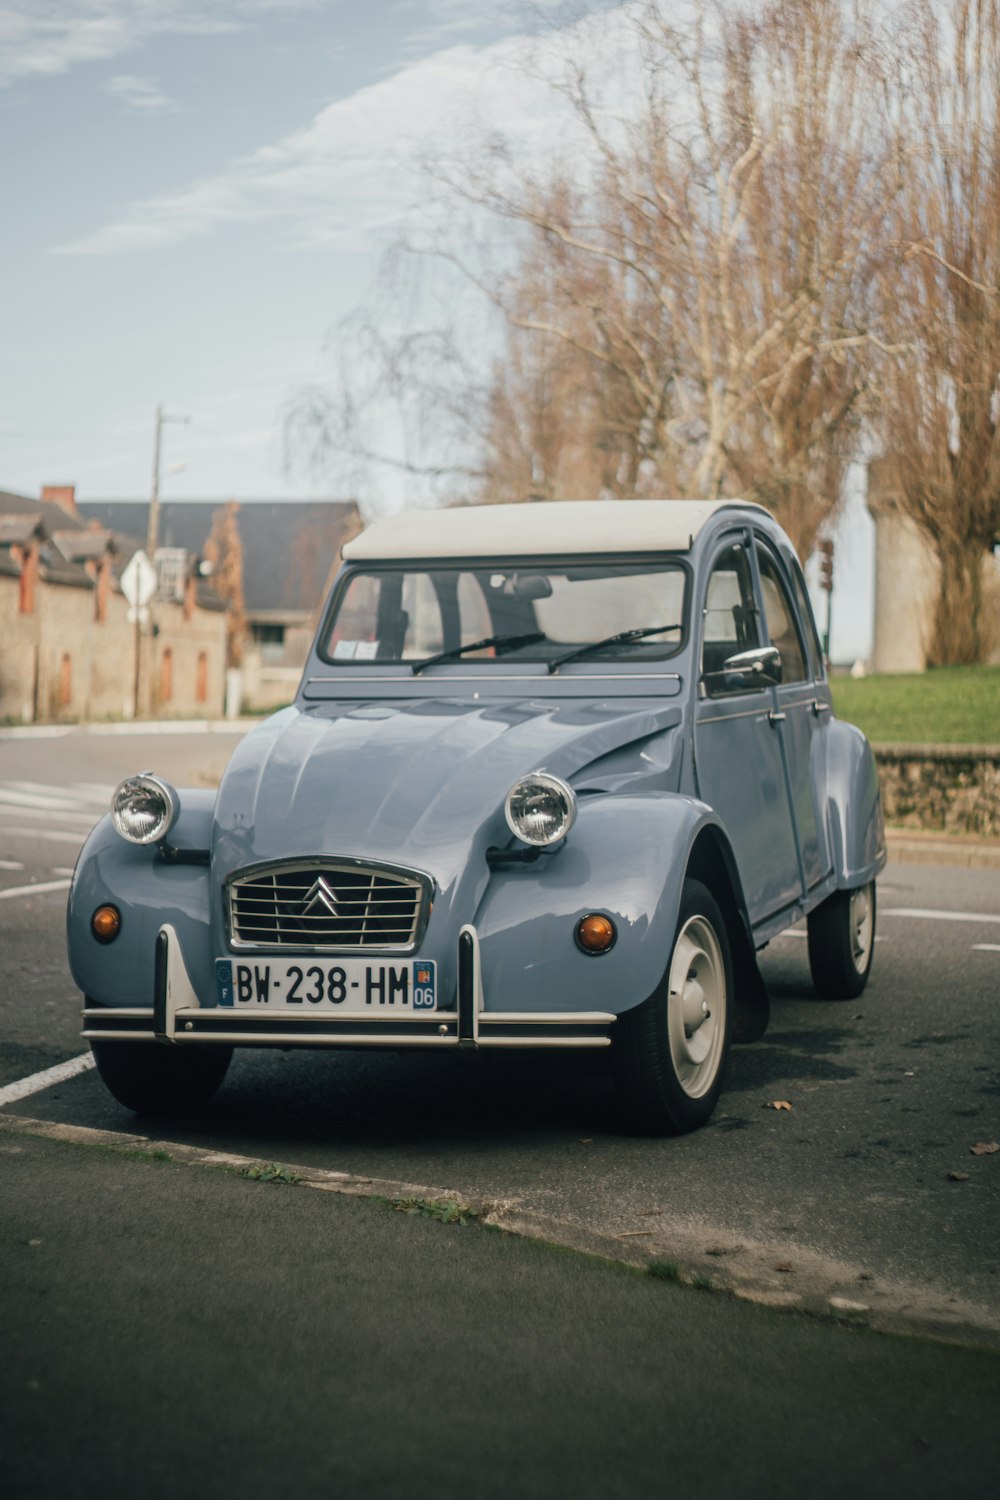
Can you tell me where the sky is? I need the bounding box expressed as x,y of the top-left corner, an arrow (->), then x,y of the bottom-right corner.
0,0 -> 872,659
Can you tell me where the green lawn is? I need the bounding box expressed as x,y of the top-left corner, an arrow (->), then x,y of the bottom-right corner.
830,665 -> 1000,746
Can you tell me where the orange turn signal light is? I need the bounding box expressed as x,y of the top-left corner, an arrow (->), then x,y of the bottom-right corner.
91,905 -> 121,944
575,913 -> 617,955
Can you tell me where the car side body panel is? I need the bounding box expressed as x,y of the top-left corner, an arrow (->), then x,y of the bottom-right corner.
822,717 -> 887,887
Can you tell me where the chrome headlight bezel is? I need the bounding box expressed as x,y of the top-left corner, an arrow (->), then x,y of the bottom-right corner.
504,771 -> 577,848
110,773 -> 179,847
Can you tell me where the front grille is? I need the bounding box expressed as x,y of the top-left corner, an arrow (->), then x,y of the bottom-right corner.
228,860 -> 428,952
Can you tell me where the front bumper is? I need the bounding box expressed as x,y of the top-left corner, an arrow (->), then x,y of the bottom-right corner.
81,924 -> 616,1050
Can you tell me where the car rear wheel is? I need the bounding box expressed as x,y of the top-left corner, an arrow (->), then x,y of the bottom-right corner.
807,881 -> 876,999
614,878 -> 733,1135
91,1039 -> 232,1116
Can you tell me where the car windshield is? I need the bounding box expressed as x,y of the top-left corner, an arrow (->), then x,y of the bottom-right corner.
322,563 -> 687,668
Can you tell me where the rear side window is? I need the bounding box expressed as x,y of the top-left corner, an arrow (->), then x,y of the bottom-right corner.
756,547 -> 808,684
787,555 -> 825,680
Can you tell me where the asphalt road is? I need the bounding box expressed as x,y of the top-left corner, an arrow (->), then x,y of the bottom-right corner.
1,726 -> 998,1345
3,1129 -> 999,1500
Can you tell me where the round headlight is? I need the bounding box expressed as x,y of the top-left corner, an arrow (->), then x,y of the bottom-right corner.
504,772 -> 577,847
110,773 -> 178,846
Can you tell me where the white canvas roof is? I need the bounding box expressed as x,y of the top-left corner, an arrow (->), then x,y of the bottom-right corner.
343,499 -> 769,562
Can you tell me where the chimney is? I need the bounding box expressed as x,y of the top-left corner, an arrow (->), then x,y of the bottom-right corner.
41,484 -> 77,514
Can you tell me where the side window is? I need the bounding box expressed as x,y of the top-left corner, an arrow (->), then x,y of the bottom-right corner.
756,547 -> 808,684
702,542 -> 763,698
787,556 -> 824,680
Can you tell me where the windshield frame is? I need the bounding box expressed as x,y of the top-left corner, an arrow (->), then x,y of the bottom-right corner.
316,553 -> 693,672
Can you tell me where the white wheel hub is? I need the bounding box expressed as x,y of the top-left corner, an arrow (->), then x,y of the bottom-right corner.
666,915 -> 726,1099
850,884 -> 874,973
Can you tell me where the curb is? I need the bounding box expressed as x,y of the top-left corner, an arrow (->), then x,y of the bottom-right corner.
2,1110 -> 997,1352
885,831 -> 1000,869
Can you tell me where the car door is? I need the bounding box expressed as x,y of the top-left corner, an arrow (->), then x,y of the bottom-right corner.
754,538 -> 834,892
693,534 -> 802,926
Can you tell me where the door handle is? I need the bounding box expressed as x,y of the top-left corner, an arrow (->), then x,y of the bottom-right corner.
768,710 -> 786,726
812,700 -> 831,715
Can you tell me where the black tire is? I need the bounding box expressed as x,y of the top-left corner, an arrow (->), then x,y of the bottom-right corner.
613,878 -> 733,1135
91,1040 -> 232,1116
807,881 -> 876,1000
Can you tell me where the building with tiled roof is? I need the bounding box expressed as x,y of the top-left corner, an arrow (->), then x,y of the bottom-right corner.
0,486 -> 227,722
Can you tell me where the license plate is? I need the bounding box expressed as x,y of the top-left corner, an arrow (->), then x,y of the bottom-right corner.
215,958 -> 437,1013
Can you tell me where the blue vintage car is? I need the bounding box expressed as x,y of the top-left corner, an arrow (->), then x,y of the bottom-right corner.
68,500 -> 885,1133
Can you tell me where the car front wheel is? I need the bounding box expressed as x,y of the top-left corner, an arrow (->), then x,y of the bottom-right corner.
614,878 -> 733,1135
807,881 -> 876,999
91,1039 -> 232,1116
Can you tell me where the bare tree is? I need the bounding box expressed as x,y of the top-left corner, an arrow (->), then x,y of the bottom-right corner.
878,0 -> 1000,664
289,0 -> 897,556
203,502 -> 247,669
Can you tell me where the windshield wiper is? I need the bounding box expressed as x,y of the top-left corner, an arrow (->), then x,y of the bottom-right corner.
546,624 -> 681,674
411,632 -> 546,675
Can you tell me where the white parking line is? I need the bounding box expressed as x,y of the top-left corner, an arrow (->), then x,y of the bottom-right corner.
0,859 -> 24,870
881,907 -> 1000,924
0,878 -> 72,902
8,780 -> 112,805
0,827 -> 85,844
0,803 -> 96,824
775,929 -> 884,942
0,1051 -> 96,1108
0,788 -> 94,812
972,944 -> 1000,953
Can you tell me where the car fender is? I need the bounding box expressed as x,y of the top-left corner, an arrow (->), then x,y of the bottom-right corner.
475,792 -> 768,1039
824,720 -> 886,887
66,793 -> 215,1008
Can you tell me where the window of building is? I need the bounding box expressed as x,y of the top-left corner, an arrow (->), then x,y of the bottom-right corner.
252,623 -> 287,664
160,647 -> 173,703
59,653 -> 72,707
196,651 -> 208,703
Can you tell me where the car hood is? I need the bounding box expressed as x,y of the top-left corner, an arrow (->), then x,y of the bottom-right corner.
212,697 -> 682,893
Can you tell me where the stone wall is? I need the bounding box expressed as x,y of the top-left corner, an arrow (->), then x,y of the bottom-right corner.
0,570 -> 227,722
875,745 -> 1000,838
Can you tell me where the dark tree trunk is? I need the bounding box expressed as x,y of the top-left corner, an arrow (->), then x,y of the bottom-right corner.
928,539 -> 987,666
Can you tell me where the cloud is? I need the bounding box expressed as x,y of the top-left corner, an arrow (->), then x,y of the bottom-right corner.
52,14 -> 617,258
104,72 -> 173,111
0,1 -> 329,88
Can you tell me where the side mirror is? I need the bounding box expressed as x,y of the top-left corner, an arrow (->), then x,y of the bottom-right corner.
700,644 -> 782,695
720,645 -> 782,684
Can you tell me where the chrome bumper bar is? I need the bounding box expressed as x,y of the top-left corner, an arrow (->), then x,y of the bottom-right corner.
82,923 -> 615,1050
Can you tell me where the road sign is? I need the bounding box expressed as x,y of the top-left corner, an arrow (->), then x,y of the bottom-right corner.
120,550 -> 158,609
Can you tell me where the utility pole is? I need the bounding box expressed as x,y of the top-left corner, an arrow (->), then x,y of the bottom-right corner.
140,404 -> 189,717
817,538 -> 835,661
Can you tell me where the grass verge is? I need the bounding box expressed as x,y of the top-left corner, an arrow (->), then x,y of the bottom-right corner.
830,665 -> 999,746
